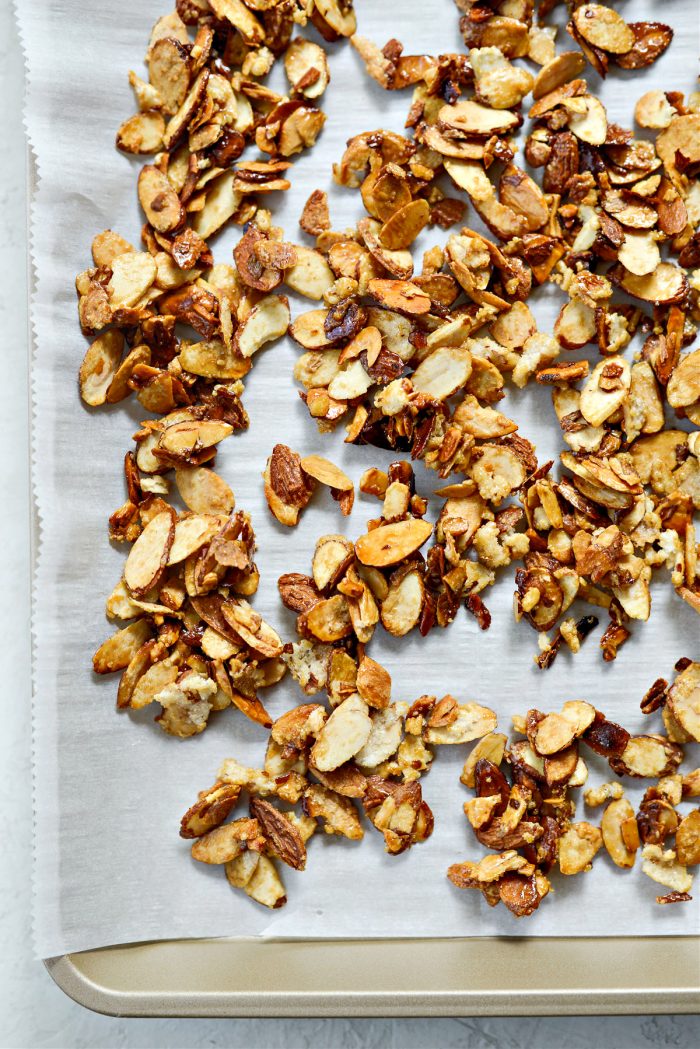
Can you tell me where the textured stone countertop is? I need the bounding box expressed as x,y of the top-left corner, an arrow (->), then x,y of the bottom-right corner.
1,2 -> 698,1045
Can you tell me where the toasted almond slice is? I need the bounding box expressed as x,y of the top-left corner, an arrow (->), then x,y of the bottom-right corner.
191,171 -> 242,241
572,4 -> 635,53
180,782 -> 242,839
285,37 -> 330,99
130,660 -> 180,710
642,845 -> 693,894
163,68 -> 209,151
175,467 -> 235,515
167,515 -> 220,565
367,278 -> 431,315
209,0 -> 264,45
667,350 -> 700,410
676,811 -> 700,867
616,262 -> 687,305
379,199 -> 430,251
425,702 -> 497,745
303,784 -> 363,839
558,822 -> 602,875
79,330 -> 124,406
579,357 -> 631,427
107,251 -> 157,308
618,231 -> 660,277
311,694 -> 372,772
147,37 -> 190,115
289,308 -> 333,349
159,419 -> 233,458
236,295 -> 290,358
284,246 -> 335,300
355,519 -> 433,567
612,736 -> 683,778
601,797 -> 637,868
300,455 -> 353,491
564,95 -> 607,145
221,599 -> 283,658
439,99 -> 519,136
411,345 -> 472,400
533,51 -> 586,100
137,165 -> 184,233
635,90 -> 676,130
116,110 -> 165,154
355,704 -> 406,768
191,818 -> 261,865
93,619 -> 152,674
380,568 -> 424,637
534,712 -> 577,755
311,534 -> 354,590
561,700 -> 597,736
124,510 -> 175,597
666,662 -> 700,743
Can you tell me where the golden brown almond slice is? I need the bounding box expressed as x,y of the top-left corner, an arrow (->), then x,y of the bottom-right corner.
137,165 -> 184,233
558,822 -> 603,875
147,37 -> 191,115
191,817 -> 262,865
180,782 -> 242,839
264,444 -> 315,528
601,797 -> 638,868
175,467 -> 235,516
439,99 -> 519,136
355,520 -> 432,568
356,656 -> 391,709
107,251 -> 157,308
424,702 -> 497,745
116,110 -> 165,154
226,852 -> 286,908
378,199 -> 430,251
92,619 -> 152,674
303,594 -> 352,642
300,455 -> 353,491
533,51 -> 586,100
533,712 -> 577,756
367,279 -> 431,315
666,662 -> 700,743
616,262 -> 687,305
284,246 -> 335,300
572,4 -> 635,53
667,350 -> 700,411
311,0 -> 356,40
461,733 -> 508,788
311,694 -> 372,772
676,811 -> 700,867
209,0 -> 264,45
167,514 -> 220,565
124,510 -> 175,597
79,330 -> 124,406
564,95 -> 607,146
130,660 -> 180,710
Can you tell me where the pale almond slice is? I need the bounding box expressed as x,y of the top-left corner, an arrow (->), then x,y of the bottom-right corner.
235,295 -> 290,358
124,510 -> 175,597
572,4 -> 635,54
579,357 -> 631,428
191,171 -> 242,241
411,345 -> 472,400
147,37 -> 191,115
601,797 -> 638,868
618,230 -> 661,277
642,845 -> 693,894
355,703 -> 406,768
355,519 -> 433,567
312,534 -> 354,590
300,455 -> 353,491
284,246 -> 335,300
209,0 -> 264,45
107,251 -> 157,308
380,568 -> 424,637
191,818 -> 261,865
558,822 -> 602,875
175,467 -> 235,516
564,95 -> 607,145
635,90 -> 676,130
79,330 -> 124,406
284,37 -> 330,99
310,694 -> 372,771
534,712 -> 577,755
616,262 -> 687,305
424,702 -> 497,744
611,736 -> 683,778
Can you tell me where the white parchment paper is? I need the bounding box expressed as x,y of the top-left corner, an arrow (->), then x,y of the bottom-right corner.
19,0 -> 700,958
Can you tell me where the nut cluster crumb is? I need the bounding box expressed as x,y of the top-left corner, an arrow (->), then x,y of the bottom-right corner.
181,655 -> 496,906
76,0 -> 700,922
448,659 -> 700,917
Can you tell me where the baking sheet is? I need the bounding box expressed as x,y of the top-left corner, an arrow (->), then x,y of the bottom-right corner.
19,0 -> 700,959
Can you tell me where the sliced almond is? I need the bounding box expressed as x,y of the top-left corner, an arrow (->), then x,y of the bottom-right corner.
355,519 -> 433,567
